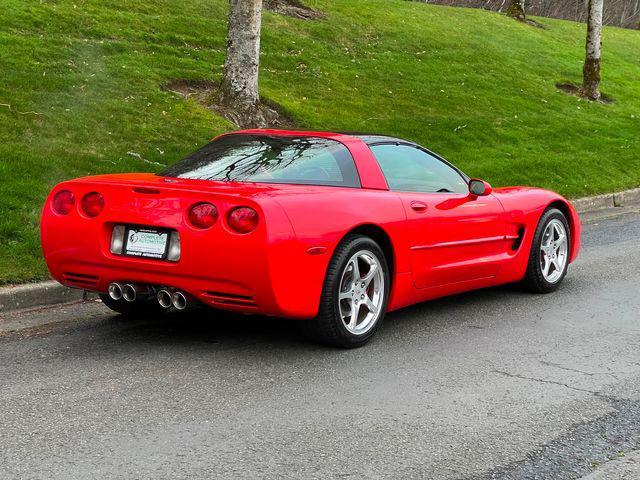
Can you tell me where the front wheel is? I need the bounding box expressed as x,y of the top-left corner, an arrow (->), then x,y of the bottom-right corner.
523,208 -> 571,293
309,235 -> 390,348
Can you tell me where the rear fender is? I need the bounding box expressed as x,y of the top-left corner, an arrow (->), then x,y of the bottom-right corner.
269,189 -> 408,318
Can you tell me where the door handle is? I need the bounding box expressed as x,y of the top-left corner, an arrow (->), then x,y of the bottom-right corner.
410,201 -> 428,212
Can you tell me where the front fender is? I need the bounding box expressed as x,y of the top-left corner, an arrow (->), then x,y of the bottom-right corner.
492,187 -> 582,283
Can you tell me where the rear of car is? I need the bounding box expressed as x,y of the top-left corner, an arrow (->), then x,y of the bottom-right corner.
40,133 -> 363,319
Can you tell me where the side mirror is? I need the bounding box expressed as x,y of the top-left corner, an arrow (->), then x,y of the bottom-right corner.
469,179 -> 492,196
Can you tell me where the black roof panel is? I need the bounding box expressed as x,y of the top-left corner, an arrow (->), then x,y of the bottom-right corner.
336,132 -> 416,145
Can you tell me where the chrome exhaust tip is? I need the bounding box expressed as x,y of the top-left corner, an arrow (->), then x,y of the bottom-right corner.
122,284 -> 138,303
171,291 -> 188,311
157,289 -> 173,309
108,282 -> 123,301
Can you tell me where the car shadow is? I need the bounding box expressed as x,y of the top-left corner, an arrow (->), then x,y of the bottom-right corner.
93,282 -> 542,352
103,307 -> 308,350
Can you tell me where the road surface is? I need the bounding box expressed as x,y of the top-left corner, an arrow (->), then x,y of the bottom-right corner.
1,210 -> 640,479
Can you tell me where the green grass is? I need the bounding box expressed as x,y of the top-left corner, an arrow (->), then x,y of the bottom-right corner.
0,0 -> 639,284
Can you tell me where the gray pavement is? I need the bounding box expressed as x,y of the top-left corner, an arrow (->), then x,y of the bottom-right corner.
1,211 -> 640,479
579,450 -> 640,480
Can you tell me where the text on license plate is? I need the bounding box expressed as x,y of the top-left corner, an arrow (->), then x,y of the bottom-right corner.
124,227 -> 169,259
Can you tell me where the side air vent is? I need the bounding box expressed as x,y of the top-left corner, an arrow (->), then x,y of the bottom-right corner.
201,291 -> 257,308
62,272 -> 99,288
512,227 -> 526,251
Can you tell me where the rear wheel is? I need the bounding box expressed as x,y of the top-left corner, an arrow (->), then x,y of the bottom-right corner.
309,235 -> 390,348
523,208 -> 571,293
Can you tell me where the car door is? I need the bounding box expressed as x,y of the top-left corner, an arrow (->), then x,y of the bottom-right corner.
369,143 -> 508,289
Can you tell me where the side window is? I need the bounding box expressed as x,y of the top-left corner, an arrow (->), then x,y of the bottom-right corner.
369,144 -> 468,194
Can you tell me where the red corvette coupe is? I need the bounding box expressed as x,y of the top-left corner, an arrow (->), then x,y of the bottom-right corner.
41,129 -> 580,347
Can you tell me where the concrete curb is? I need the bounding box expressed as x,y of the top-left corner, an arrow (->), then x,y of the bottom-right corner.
1,187 -> 640,314
573,187 -> 640,213
0,281 -> 85,314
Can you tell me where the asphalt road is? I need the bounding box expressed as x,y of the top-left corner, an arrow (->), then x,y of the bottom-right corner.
1,211 -> 640,480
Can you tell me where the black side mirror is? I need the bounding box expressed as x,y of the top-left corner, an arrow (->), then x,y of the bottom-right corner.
469,179 -> 492,196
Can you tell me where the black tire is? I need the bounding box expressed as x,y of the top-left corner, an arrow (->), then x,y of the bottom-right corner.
99,293 -> 166,316
523,208 -> 571,293
308,234 -> 390,348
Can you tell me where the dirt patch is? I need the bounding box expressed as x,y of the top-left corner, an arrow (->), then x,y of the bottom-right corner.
524,18 -> 547,29
264,0 -> 324,20
556,82 -> 614,104
162,79 -> 295,129
162,78 -> 217,98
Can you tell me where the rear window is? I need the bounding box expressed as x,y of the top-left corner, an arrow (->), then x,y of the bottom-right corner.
160,134 -> 361,188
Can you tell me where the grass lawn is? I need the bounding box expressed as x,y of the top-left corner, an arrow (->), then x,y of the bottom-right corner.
0,0 -> 639,284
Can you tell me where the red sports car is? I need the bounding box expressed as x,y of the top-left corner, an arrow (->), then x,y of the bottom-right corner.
41,129 -> 581,347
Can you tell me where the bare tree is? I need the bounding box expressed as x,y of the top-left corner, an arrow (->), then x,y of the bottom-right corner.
221,0 -> 263,116
507,0 -> 526,21
422,1 -> 639,30
581,0 -> 604,100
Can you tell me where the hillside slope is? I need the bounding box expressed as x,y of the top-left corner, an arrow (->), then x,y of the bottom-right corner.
0,0 -> 639,283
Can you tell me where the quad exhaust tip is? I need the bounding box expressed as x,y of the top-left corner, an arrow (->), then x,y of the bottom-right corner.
109,285 -> 188,310
119,283 -> 149,303
171,291 -> 188,311
122,284 -> 137,302
108,282 -> 123,301
157,289 -> 173,309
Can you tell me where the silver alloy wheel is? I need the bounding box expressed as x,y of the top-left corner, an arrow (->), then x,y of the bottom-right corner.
540,219 -> 568,283
338,250 -> 385,335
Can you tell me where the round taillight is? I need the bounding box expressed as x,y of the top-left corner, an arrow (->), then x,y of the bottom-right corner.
227,206 -> 259,234
52,190 -> 75,215
188,202 -> 218,229
81,192 -> 104,217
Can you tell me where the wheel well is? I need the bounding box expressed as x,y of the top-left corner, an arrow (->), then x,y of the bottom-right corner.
547,200 -> 573,235
546,199 -> 578,259
345,224 -> 395,280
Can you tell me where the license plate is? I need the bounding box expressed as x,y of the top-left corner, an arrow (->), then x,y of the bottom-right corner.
124,226 -> 170,259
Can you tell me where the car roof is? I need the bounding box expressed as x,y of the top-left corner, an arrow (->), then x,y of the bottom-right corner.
341,134 -> 416,146
214,129 -> 469,184
229,129 -> 416,146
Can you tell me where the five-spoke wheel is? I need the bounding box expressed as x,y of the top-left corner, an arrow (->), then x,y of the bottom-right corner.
539,219 -> 568,284
310,234 -> 390,348
524,208 -> 571,293
338,250 -> 385,336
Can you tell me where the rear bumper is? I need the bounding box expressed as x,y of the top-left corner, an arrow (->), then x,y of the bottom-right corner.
50,257 -> 268,313
44,230 -> 324,319
41,179 -> 330,319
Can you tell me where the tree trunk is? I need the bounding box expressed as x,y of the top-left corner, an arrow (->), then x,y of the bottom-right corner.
581,0 -> 604,101
506,0 -> 526,21
221,0 -> 263,111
